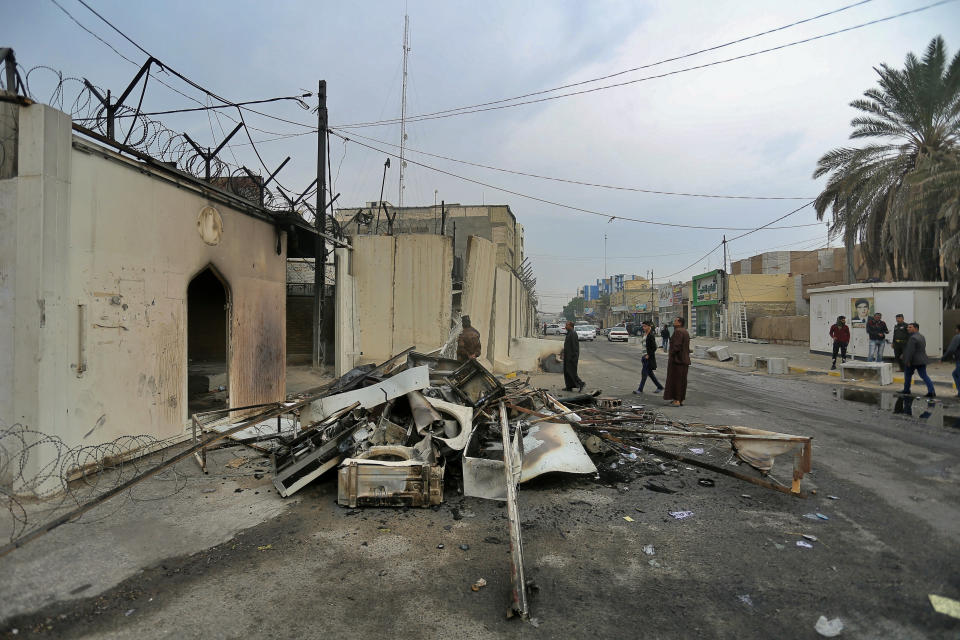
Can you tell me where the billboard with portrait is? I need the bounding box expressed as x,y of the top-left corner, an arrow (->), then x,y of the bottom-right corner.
850,297 -> 874,327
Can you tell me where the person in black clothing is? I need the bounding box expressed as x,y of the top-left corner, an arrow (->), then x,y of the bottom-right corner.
634,321 -> 664,394
561,321 -> 585,392
660,324 -> 670,351
892,314 -> 909,371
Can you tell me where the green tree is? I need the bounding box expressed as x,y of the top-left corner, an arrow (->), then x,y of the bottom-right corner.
813,36 -> 960,305
562,297 -> 585,322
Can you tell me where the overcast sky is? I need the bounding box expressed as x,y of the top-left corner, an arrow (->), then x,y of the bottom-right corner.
9,0 -> 960,311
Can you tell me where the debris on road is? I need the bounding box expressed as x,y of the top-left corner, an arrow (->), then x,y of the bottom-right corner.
929,594 -> 960,619
471,578 -> 487,591
814,615 -> 844,637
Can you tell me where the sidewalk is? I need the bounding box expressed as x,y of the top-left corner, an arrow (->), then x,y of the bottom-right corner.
686,337 -> 960,392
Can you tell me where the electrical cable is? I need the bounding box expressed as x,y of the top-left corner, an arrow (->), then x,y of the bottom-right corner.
333,1 -> 955,129
328,129 -> 821,231
332,128 -> 813,200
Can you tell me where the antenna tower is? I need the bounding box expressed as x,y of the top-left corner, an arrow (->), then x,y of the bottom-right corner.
399,14 -> 410,207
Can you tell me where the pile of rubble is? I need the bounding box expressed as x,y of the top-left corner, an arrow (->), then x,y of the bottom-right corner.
187,347 -> 814,621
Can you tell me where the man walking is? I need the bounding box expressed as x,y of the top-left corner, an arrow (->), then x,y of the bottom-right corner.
829,316 -> 850,370
660,324 -> 670,351
456,315 -> 482,362
942,323 -> 960,397
633,321 -> 663,395
663,317 -> 691,407
561,320 -> 585,392
866,312 -> 889,362
901,322 -> 935,398
892,314 -> 909,371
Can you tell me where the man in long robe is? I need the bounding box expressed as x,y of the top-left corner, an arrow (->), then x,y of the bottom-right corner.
561,321 -> 584,392
663,316 -> 690,406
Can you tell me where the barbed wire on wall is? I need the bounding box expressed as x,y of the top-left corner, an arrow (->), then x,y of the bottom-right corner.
0,422 -> 197,545
13,64 -> 321,223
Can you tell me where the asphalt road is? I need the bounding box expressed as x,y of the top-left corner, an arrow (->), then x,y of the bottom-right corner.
3,338 -> 959,639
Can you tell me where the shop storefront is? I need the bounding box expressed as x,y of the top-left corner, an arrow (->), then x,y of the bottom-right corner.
692,270 -> 725,338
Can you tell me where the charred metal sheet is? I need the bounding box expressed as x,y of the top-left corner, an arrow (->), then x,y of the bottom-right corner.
407,390 -> 445,433
448,358 -> 504,407
308,365 -> 430,419
499,402 -> 530,620
406,352 -> 462,380
463,416 -> 522,500
337,438 -> 443,507
519,422 -> 597,482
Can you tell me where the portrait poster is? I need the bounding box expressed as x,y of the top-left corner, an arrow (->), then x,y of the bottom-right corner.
850,297 -> 874,327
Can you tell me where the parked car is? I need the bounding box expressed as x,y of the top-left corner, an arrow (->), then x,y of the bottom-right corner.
545,323 -> 561,335
607,326 -> 629,342
557,325 -> 567,335
575,324 -> 597,341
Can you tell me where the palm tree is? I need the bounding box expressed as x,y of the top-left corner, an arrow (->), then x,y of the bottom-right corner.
813,36 -> 960,306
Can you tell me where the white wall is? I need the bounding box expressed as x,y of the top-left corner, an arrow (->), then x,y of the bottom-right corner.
1,104 -> 288,493
809,284 -> 945,357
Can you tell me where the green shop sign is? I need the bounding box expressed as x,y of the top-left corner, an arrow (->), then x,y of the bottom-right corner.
692,270 -> 723,306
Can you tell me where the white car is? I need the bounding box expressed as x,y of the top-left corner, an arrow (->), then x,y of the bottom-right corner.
607,327 -> 629,342
545,323 -> 561,335
575,324 -> 597,341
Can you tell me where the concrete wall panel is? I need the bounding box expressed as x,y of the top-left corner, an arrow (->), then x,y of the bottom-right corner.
351,235 -> 395,364
392,235 -> 453,355
462,236 -> 496,366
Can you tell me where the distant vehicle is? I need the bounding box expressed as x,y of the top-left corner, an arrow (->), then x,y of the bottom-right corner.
575,324 -> 597,341
558,325 -> 567,335
545,323 -> 561,335
608,327 -> 629,342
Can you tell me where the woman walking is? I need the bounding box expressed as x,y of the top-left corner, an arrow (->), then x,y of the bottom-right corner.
633,321 -> 663,394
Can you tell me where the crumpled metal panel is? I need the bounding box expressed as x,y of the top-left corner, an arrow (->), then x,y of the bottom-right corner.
423,396 -> 473,451
462,422 -> 522,500
308,366 -> 430,419
519,422 -> 597,482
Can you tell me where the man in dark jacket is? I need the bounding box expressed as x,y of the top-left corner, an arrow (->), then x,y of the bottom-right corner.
660,324 -> 670,351
663,317 -> 691,406
866,312 -> 889,362
829,316 -> 850,370
942,323 -> 960,397
633,321 -> 663,394
456,315 -> 482,362
892,314 -> 909,371
561,321 -> 584,392
901,323 -> 935,397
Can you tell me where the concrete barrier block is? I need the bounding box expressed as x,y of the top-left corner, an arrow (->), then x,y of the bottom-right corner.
840,362 -> 893,385
734,353 -> 755,368
707,346 -> 732,361
693,345 -> 709,359
766,358 -> 788,375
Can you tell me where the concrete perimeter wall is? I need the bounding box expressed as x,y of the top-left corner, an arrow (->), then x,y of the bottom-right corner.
349,234 -> 453,365
1,104 -> 287,493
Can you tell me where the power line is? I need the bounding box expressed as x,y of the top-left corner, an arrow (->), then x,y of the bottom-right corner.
333,1 -> 955,129
330,129 -> 813,200
328,130 -> 822,231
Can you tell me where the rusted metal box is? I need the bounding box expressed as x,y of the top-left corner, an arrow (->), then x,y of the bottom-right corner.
337,459 -> 444,508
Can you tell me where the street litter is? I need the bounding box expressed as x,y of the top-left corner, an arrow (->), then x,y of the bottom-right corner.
669,510 -> 694,520
471,578 -> 488,591
929,594 -> 960,620
642,544 -> 655,555
689,447 -> 705,454
796,540 -> 814,549
623,516 -> 635,522
814,616 -> 844,637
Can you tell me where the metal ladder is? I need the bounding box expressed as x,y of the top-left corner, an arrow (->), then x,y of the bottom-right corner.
730,302 -> 748,342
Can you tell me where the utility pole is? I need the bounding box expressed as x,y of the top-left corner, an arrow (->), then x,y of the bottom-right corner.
399,13 -> 410,207
650,268 -> 655,326
603,234 -> 608,291
312,80 -> 328,370
722,235 -> 727,273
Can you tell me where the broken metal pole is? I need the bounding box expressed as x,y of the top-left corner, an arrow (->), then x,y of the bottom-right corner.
499,402 -> 530,620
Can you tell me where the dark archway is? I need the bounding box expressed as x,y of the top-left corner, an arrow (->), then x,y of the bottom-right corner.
187,266 -> 229,415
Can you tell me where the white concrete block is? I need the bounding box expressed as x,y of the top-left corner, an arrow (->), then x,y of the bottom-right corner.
766,358 -> 788,375
840,362 -> 893,385
707,346 -> 732,361
734,353 -> 755,368
693,345 -> 709,359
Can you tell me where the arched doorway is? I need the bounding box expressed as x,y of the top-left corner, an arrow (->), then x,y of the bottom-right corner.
187,266 -> 229,415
